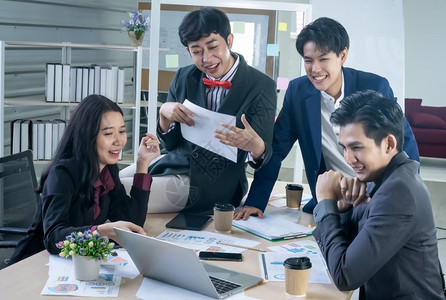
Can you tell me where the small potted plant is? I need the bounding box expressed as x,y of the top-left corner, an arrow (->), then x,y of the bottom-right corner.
56,229 -> 116,280
121,10 -> 150,47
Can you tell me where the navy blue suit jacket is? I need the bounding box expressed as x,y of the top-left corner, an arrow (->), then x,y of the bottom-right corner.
244,67 -> 419,213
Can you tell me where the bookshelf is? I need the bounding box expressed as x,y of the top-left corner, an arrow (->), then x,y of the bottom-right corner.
0,41 -> 143,163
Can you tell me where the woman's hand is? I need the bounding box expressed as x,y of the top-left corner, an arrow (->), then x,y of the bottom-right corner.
136,133 -> 160,173
97,221 -> 146,246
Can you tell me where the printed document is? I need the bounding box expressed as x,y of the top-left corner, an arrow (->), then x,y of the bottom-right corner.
137,277 -> 259,300
156,229 -> 261,253
41,255 -> 121,297
181,99 -> 237,162
260,240 -> 331,284
41,249 -> 137,297
232,214 -> 313,241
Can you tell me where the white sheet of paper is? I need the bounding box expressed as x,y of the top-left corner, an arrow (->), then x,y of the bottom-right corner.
41,255 -> 121,297
137,277 -> 259,300
263,206 -> 302,223
180,99 -> 237,162
232,214 -> 313,240
260,240 -> 331,284
268,193 -> 312,208
156,230 -> 261,253
106,248 -> 140,279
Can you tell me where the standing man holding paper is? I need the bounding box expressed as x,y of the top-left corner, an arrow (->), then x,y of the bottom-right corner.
120,7 -> 276,214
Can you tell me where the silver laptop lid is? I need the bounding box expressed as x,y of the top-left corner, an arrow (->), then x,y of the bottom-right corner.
113,228 -> 262,299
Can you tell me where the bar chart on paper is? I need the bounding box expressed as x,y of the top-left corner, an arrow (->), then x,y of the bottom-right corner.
259,240 -> 331,284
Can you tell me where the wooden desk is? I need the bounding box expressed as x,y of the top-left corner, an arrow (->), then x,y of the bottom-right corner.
0,183 -> 351,299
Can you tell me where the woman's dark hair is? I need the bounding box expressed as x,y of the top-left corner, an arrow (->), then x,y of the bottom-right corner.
296,17 -> 349,57
330,90 -> 404,151
178,7 -> 231,47
37,95 -> 123,204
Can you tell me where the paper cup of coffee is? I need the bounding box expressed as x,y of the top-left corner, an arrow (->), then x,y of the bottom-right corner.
285,184 -> 304,209
283,256 -> 312,296
213,203 -> 235,233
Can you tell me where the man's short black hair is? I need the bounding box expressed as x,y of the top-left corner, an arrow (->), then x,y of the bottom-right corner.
296,17 -> 349,57
178,7 -> 231,47
330,90 -> 404,152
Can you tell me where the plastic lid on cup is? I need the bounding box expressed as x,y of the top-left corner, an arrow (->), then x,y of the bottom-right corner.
285,184 -> 304,191
213,203 -> 235,212
283,257 -> 312,270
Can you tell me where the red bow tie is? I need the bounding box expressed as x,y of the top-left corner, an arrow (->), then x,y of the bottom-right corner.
202,77 -> 232,89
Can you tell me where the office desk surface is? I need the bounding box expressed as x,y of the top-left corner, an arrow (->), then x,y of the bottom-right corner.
0,183 -> 351,300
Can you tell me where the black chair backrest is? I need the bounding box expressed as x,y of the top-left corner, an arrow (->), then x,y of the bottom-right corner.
0,150 -> 39,234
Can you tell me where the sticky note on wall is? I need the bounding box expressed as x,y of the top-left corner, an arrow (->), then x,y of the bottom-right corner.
278,22 -> 288,32
232,22 -> 246,34
276,77 -> 290,90
267,44 -> 279,57
165,54 -> 179,68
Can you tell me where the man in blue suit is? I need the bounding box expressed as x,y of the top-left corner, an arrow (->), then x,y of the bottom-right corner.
234,17 -> 419,219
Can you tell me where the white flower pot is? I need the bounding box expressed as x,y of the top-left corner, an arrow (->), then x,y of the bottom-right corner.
128,31 -> 145,47
72,255 -> 101,281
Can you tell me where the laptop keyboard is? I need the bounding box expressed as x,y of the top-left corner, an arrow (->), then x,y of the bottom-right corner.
209,276 -> 242,294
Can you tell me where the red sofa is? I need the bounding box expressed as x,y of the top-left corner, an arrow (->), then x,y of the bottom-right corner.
405,98 -> 446,158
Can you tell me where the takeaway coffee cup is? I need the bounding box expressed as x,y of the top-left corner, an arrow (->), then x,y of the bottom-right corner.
283,256 -> 312,296
285,184 -> 304,209
213,203 -> 235,233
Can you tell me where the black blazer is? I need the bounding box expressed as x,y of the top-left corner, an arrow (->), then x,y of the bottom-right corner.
149,54 -> 277,214
9,159 -> 149,264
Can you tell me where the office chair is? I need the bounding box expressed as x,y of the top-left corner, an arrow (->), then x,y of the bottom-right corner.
0,150 -> 40,267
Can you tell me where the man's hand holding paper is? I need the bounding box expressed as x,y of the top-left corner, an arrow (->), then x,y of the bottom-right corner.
158,101 -> 195,132
180,100 -> 238,162
215,113 -> 265,161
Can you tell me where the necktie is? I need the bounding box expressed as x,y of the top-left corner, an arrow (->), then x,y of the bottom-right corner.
202,77 -> 232,89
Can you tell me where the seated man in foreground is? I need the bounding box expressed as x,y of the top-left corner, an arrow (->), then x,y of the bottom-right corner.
313,90 -> 444,299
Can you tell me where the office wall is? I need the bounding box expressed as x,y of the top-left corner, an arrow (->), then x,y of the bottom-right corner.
257,0 -> 444,108
404,0 -> 445,107
253,0 -> 443,182
2,0 -> 443,155
310,0 -> 405,107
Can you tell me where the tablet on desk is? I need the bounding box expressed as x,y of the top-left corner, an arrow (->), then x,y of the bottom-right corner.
166,213 -> 212,230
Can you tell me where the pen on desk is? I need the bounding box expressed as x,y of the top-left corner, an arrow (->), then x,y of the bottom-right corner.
218,242 -> 267,252
282,233 -> 309,240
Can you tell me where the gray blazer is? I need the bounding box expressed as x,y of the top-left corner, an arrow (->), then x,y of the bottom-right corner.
149,54 -> 277,214
313,152 -> 444,299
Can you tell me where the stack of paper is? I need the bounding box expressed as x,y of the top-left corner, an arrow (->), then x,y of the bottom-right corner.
232,214 -> 313,241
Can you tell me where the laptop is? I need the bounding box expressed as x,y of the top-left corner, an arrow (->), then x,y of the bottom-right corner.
114,228 -> 263,299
